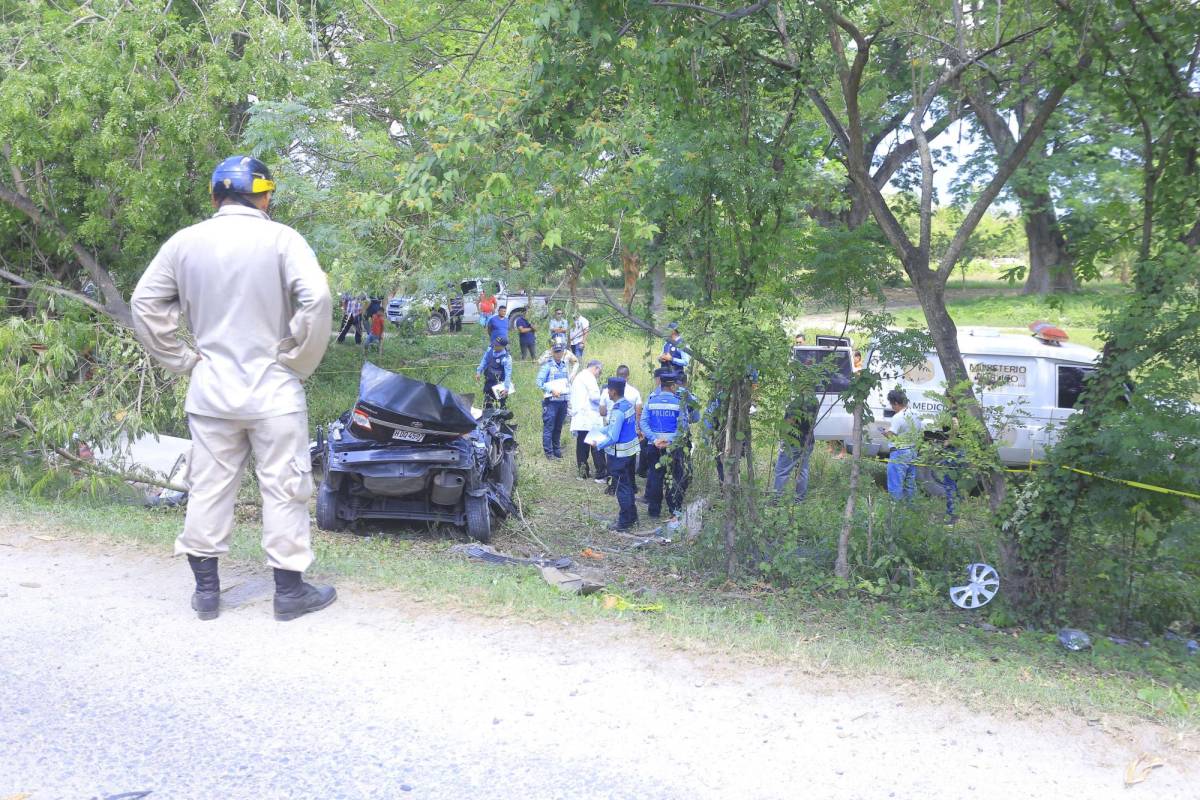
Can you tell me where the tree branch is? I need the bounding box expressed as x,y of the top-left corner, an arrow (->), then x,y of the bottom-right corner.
806,89 -> 850,155
0,184 -> 132,326
458,0 -> 516,83
865,107 -> 909,157
649,0 -> 771,21
0,266 -> 112,317
360,0 -> 397,41
15,415 -> 187,494
593,281 -> 712,369
938,54 -> 1091,277
871,113 -> 956,188
912,24 -> 1050,122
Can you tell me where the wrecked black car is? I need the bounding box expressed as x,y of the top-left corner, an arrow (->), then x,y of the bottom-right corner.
314,362 -> 518,542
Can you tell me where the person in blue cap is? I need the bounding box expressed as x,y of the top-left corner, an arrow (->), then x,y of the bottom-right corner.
476,335 -> 513,408
641,367 -> 691,530
536,341 -> 572,458
659,322 -> 691,371
592,375 -> 640,531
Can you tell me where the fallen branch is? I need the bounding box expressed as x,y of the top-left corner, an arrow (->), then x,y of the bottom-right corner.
511,487 -> 552,553
15,414 -> 187,493
593,280 -> 712,368
0,266 -> 112,317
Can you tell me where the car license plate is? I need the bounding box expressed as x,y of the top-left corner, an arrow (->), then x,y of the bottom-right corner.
392,429 -> 425,442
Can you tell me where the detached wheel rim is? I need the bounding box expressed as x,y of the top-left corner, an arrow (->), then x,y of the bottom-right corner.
950,562 -> 999,609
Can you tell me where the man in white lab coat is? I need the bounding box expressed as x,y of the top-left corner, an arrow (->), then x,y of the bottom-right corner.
132,156 -> 336,622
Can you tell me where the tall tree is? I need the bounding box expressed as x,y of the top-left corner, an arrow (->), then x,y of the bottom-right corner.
1002,0 -> 1200,617
635,0 -> 1095,507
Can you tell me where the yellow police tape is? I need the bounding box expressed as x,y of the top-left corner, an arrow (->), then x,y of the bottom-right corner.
894,454 -> 1200,501
1018,460 -> 1200,501
600,593 -> 663,613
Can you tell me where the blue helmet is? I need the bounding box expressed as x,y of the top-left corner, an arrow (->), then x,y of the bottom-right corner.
210,156 -> 275,195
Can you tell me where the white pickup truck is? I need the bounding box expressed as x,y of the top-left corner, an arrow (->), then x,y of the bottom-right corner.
388,278 -> 549,334
807,327 -> 1100,466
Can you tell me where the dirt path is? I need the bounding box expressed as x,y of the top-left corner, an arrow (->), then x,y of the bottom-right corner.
0,525 -> 1190,800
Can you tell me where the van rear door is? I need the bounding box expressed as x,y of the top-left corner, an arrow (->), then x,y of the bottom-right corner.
1045,363 -> 1097,446
796,346 -> 855,442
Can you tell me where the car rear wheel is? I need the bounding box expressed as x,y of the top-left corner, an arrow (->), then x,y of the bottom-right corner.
315,478 -> 344,531
465,494 -> 492,543
498,450 -> 517,494
426,313 -> 446,334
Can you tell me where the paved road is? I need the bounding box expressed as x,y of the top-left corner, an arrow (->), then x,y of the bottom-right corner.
0,528 -> 1190,800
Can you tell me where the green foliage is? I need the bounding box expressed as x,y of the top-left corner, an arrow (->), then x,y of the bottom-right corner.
1000,0 -> 1200,629
0,294 -> 185,490
0,0 -> 335,294
0,0 -> 1195,643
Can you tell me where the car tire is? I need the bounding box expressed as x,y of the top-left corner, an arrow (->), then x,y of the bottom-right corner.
498,450 -> 518,494
426,313 -> 446,334
315,479 -> 344,531
465,494 -> 492,543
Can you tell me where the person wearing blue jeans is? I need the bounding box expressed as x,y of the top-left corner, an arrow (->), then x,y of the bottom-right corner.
536,343 -> 571,458
773,392 -> 819,501
882,388 -> 922,501
887,446 -> 917,500
923,416 -> 962,523
940,466 -> 959,520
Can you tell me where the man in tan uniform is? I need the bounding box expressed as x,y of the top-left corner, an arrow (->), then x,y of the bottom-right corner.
132,156 -> 335,622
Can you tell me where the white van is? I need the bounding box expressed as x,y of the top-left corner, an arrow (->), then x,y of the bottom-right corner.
806,328 -> 1100,466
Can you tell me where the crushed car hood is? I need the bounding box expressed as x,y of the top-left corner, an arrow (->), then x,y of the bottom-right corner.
357,361 -> 477,435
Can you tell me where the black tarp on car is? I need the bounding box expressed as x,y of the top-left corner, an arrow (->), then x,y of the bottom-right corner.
356,361 -> 477,436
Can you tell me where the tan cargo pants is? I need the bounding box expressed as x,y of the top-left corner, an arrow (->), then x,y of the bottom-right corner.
176,411 -> 314,572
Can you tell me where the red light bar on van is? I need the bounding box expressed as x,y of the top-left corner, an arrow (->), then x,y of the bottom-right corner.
1029,320 -> 1068,344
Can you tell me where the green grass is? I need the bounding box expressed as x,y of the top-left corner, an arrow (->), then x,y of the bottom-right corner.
6,293 -> 1198,729
889,285 -> 1130,349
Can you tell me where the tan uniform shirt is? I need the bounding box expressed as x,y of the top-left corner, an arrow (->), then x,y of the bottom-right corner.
132,206 -> 332,420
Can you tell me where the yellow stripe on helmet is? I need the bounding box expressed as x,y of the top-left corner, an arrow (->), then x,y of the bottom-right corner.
251,177 -> 276,193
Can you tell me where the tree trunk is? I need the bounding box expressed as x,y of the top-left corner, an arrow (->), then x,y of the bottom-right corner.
1017,186 -> 1074,294
913,270 -> 1007,508
567,263 -> 581,314
835,401 -> 864,579
620,247 -> 640,307
721,384 -> 744,577
649,258 -> 666,326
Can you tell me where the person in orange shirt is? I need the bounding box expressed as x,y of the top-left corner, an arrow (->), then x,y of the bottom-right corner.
365,309 -> 386,351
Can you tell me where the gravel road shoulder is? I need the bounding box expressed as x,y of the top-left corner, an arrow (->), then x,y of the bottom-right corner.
0,525 -> 1192,800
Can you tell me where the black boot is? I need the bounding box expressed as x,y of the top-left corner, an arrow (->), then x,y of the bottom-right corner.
187,554 -> 220,621
273,569 -> 337,621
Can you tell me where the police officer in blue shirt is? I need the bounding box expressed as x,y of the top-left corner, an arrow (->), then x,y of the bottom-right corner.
659,322 -> 692,371
475,336 -> 513,408
592,376 -> 640,531
641,368 -> 690,530
536,341 -> 572,458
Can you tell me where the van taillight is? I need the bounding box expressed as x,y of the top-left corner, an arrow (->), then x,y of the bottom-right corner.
352,408 -> 372,430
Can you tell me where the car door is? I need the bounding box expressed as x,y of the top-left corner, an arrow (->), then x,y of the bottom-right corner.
459,280 -> 480,322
